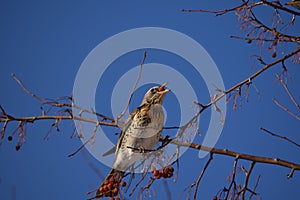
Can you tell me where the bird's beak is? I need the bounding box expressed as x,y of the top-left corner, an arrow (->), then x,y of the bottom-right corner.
158,83 -> 170,94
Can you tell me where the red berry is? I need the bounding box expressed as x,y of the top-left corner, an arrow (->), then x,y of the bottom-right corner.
120,181 -> 126,187
109,197 -> 114,200
108,183 -> 114,190
109,176 -> 115,183
153,170 -> 160,176
169,167 -> 174,172
15,144 -> 21,151
151,167 -> 156,173
155,173 -> 162,179
113,187 -> 119,196
99,186 -> 104,193
163,173 -> 169,178
115,198 -> 121,200
272,52 -> 276,58
163,168 -> 169,175
103,185 -> 108,192
114,183 -> 119,188
167,173 -> 173,178
104,179 -> 109,185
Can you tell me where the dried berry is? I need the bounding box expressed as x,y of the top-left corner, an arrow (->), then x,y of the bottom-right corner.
104,179 -> 109,185
120,181 -> 127,187
155,173 -> 162,179
163,168 -> 169,175
272,51 -> 277,58
151,167 -> 156,173
153,169 -> 160,176
114,183 -> 119,188
109,176 -> 115,183
99,186 -> 104,193
103,185 -> 108,192
108,183 -> 114,190
162,173 -> 169,178
7,136 -> 13,141
113,187 -> 119,196
15,144 -> 21,151
167,173 -> 173,178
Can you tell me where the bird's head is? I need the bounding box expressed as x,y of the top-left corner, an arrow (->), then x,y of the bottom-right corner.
141,83 -> 170,105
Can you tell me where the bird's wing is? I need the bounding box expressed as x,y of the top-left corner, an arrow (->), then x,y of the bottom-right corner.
102,105 -> 145,157
115,106 -> 141,153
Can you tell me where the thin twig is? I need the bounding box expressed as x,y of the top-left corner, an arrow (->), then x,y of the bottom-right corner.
248,175 -> 261,200
199,47 -> 300,115
260,127 -> 300,149
261,0 -> 300,16
273,98 -> 300,120
129,171 -> 149,196
193,153 -> 213,200
276,73 -> 300,111
240,161 -> 256,200
182,1 -> 250,16
225,156 -> 239,199
11,73 -> 46,103
68,139 -> 90,157
118,51 -> 147,121
11,73 -> 115,123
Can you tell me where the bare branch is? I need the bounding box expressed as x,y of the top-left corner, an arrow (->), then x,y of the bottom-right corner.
166,139 -> 300,171
240,161 -> 256,200
182,2 -> 252,16
118,51 -> 147,121
11,73 -> 46,103
273,98 -> 300,120
225,156 -> 239,199
275,73 -> 300,111
261,0 -> 300,16
193,153 -> 213,200
201,47 -> 300,111
0,114 -> 117,127
248,175 -> 261,200
260,127 -> 300,149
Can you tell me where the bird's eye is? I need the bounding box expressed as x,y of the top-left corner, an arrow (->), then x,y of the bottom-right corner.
150,88 -> 157,94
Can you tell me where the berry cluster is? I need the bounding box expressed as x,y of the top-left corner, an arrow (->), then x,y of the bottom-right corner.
151,166 -> 174,179
98,176 -> 126,199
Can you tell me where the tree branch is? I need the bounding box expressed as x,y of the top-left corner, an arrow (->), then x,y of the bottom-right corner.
167,139 -> 300,171
260,127 -> 300,149
193,153 -> 213,200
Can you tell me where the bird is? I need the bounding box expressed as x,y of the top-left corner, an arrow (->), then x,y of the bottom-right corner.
286,0 -> 300,10
91,83 -> 170,199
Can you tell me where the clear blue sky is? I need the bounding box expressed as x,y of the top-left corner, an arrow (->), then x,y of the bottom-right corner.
1,1 -> 300,200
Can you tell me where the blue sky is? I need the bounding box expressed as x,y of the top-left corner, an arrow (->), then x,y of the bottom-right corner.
1,1 -> 300,200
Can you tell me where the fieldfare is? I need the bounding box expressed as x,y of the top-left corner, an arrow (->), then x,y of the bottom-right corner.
92,83 -> 169,199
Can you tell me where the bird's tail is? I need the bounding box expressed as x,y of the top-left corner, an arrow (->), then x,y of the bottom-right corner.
91,169 -> 125,199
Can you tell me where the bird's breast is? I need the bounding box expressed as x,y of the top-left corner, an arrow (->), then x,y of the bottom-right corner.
127,104 -> 164,139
